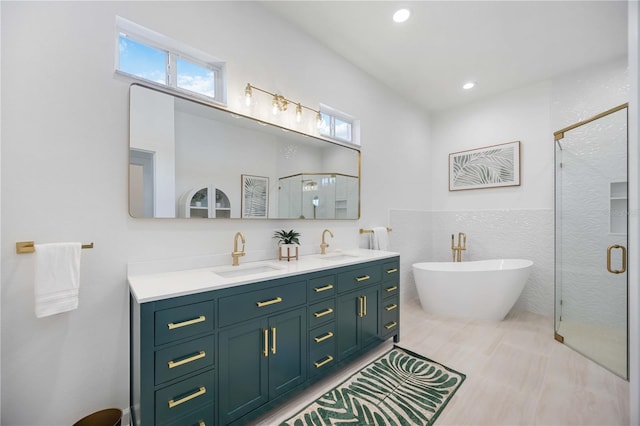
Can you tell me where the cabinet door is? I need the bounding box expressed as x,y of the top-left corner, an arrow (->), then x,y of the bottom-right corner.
360,287 -> 380,349
218,318 -> 268,425
336,292 -> 360,361
268,307 -> 307,398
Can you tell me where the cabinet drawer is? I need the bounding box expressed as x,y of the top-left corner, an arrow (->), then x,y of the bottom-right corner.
308,274 -> 336,303
309,322 -> 336,352
155,370 -> 215,424
155,335 -> 215,385
155,302 -> 215,346
165,404 -> 214,426
382,282 -> 399,298
309,299 -> 335,329
310,348 -> 336,378
337,264 -> 382,293
382,261 -> 399,280
218,280 -> 306,327
381,297 -> 399,326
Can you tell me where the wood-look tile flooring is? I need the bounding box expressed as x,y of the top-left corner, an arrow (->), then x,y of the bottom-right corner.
255,299 -> 629,425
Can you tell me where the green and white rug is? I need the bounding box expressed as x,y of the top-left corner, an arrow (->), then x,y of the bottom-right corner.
281,346 -> 466,426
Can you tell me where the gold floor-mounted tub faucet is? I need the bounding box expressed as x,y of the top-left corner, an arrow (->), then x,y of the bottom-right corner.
451,232 -> 466,262
232,231 -> 246,266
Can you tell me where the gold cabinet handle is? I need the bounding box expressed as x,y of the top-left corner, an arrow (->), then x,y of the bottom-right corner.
386,268 -> 398,274
384,303 -> 398,311
271,326 -> 277,354
167,315 -> 206,330
263,329 -> 269,357
314,284 -> 334,293
607,244 -> 627,274
355,275 -> 370,282
314,355 -> 334,368
358,295 -> 364,318
168,351 -> 206,369
199,422 -> 206,426
363,295 -> 367,316
168,386 -> 206,408
385,286 -> 398,293
313,308 -> 334,318
385,321 -> 398,330
257,297 -> 283,307
314,331 -> 334,343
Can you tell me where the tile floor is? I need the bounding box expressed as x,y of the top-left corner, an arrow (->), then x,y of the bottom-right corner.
255,299 -> 629,425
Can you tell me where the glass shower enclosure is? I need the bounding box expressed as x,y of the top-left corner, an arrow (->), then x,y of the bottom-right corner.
554,104 -> 628,379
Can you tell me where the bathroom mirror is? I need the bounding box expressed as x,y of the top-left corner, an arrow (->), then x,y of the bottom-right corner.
129,84 -> 360,219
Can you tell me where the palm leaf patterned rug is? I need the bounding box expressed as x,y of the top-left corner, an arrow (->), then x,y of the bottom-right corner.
281,346 -> 465,426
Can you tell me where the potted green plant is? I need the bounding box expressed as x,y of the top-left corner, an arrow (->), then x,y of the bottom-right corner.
273,229 -> 301,261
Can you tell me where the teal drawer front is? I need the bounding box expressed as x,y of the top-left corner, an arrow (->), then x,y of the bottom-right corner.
310,349 -> 336,377
155,370 -> 215,424
381,297 -> 399,325
155,301 -> 215,346
337,264 -> 382,294
309,299 -> 335,329
155,335 -> 215,385
218,280 -> 306,328
382,282 -> 399,298
308,274 -> 336,303
165,403 -> 214,426
382,261 -> 399,280
309,322 -> 336,352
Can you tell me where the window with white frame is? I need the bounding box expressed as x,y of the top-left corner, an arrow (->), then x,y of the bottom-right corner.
318,104 -> 360,145
116,17 -> 226,104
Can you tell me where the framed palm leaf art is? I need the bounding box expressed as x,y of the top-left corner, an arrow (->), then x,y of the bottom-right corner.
449,141 -> 521,191
241,174 -> 269,218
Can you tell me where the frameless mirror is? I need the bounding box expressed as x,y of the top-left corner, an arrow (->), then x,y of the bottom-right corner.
129,84 -> 360,219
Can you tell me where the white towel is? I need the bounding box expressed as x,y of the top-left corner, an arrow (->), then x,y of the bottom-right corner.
34,242 -> 81,318
370,227 -> 390,251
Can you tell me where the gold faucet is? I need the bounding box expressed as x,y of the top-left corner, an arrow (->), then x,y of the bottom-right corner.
232,232 -> 246,266
320,229 -> 334,255
451,232 -> 466,262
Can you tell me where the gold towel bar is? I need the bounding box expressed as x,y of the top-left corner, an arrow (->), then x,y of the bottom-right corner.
359,227 -> 392,234
16,241 -> 94,254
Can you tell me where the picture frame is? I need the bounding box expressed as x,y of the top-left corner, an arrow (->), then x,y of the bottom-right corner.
241,174 -> 269,218
449,141 -> 521,191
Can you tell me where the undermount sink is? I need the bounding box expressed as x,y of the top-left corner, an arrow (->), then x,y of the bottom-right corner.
319,253 -> 360,262
213,264 -> 283,278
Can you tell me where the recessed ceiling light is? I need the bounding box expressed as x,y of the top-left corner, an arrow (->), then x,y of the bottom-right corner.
393,8 -> 411,23
462,82 -> 476,90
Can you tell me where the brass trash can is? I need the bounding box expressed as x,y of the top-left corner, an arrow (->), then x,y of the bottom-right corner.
73,408 -> 122,426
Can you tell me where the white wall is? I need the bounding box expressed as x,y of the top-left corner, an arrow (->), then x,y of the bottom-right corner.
0,2 -> 430,424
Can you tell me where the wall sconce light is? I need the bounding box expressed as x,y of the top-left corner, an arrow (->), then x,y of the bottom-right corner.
245,83 -> 322,127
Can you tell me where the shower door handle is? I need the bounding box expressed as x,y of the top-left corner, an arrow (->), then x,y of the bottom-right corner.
607,244 -> 627,274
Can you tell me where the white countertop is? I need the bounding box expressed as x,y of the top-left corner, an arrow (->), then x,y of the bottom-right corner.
128,249 -> 399,303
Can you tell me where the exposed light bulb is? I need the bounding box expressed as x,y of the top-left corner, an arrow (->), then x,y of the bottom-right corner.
296,103 -> 302,122
393,8 -> 411,23
244,84 -> 252,106
463,81 -> 476,90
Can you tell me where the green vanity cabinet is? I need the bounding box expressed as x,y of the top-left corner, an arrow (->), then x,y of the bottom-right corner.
130,255 -> 400,426
336,286 -> 380,360
381,260 -> 400,341
218,306 -> 306,425
130,293 -> 217,426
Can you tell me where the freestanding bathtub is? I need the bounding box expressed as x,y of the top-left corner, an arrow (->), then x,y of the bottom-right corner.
412,259 -> 533,321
